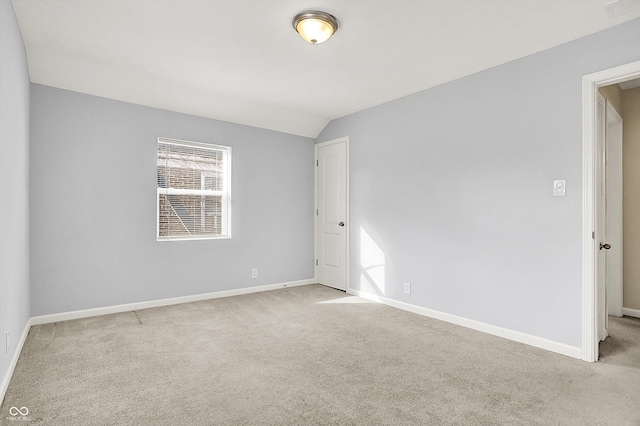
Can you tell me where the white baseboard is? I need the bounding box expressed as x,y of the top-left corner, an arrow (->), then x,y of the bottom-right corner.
622,307 -> 640,318
31,279 -> 315,326
0,318 -> 31,406
348,288 -> 582,360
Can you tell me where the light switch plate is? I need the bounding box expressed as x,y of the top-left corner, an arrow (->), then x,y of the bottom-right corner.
553,180 -> 566,196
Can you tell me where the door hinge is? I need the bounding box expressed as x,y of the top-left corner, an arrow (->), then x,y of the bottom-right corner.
316,160 -> 318,166
592,231 -> 595,240
316,259 -> 318,266
316,209 -> 318,216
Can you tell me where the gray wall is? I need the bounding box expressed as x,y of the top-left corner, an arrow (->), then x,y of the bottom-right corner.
318,18 -> 640,348
0,0 -> 31,390
30,85 -> 314,316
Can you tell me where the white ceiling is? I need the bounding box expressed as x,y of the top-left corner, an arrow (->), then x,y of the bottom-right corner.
11,0 -> 640,138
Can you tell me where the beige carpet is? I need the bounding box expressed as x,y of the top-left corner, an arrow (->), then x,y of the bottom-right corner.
1,284 -> 639,425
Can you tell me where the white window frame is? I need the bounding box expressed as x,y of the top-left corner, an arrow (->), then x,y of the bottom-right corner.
156,137 -> 232,241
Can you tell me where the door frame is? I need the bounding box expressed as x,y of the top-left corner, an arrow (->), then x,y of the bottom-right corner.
314,136 -> 350,291
582,60 -> 640,362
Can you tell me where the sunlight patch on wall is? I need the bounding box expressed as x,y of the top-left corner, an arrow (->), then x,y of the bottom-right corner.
360,226 -> 386,295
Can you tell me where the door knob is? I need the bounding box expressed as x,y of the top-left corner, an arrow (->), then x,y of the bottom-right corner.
600,243 -> 611,250
338,222 -> 345,227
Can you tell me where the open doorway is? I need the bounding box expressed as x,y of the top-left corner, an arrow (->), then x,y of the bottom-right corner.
582,60 -> 640,362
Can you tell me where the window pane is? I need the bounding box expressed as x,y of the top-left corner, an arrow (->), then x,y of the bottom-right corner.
203,172 -> 223,191
157,138 -> 230,240
157,143 -> 224,191
158,194 -> 223,238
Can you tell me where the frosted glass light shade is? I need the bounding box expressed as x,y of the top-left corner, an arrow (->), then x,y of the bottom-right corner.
292,11 -> 338,44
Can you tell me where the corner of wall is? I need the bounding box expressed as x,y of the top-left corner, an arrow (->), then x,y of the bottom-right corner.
0,0 -> 32,406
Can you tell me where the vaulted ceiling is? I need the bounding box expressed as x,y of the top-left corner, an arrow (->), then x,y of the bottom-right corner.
11,0 -> 640,138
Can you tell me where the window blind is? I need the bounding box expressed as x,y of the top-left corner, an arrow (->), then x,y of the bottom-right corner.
157,138 -> 231,240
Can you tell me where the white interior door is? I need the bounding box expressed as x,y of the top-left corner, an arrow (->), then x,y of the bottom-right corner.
596,93 -> 609,343
581,61 -> 640,363
315,138 -> 348,291
605,101 -> 623,318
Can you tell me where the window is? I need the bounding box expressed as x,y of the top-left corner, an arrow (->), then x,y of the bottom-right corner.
157,138 -> 231,241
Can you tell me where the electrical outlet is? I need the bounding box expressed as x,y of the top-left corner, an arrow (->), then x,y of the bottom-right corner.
404,282 -> 411,295
5,330 -> 9,354
251,268 -> 258,279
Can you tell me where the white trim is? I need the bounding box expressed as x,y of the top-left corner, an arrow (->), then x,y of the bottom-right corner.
582,74 -> 598,362
349,288 -> 582,360
314,136 -> 350,292
582,60 -> 640,362
314,145 -> 318,284
30,279 -> 315,326
156,234 -> 231,242
223,147 -> 231,238
0,318 -> 31,405
622,307 -> 640,319
345,139 -> 350,292
157,187 -> 224,197
158,137 -> 229,152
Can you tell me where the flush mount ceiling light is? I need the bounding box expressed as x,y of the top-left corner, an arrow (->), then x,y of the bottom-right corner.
292,10 -> 338,44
